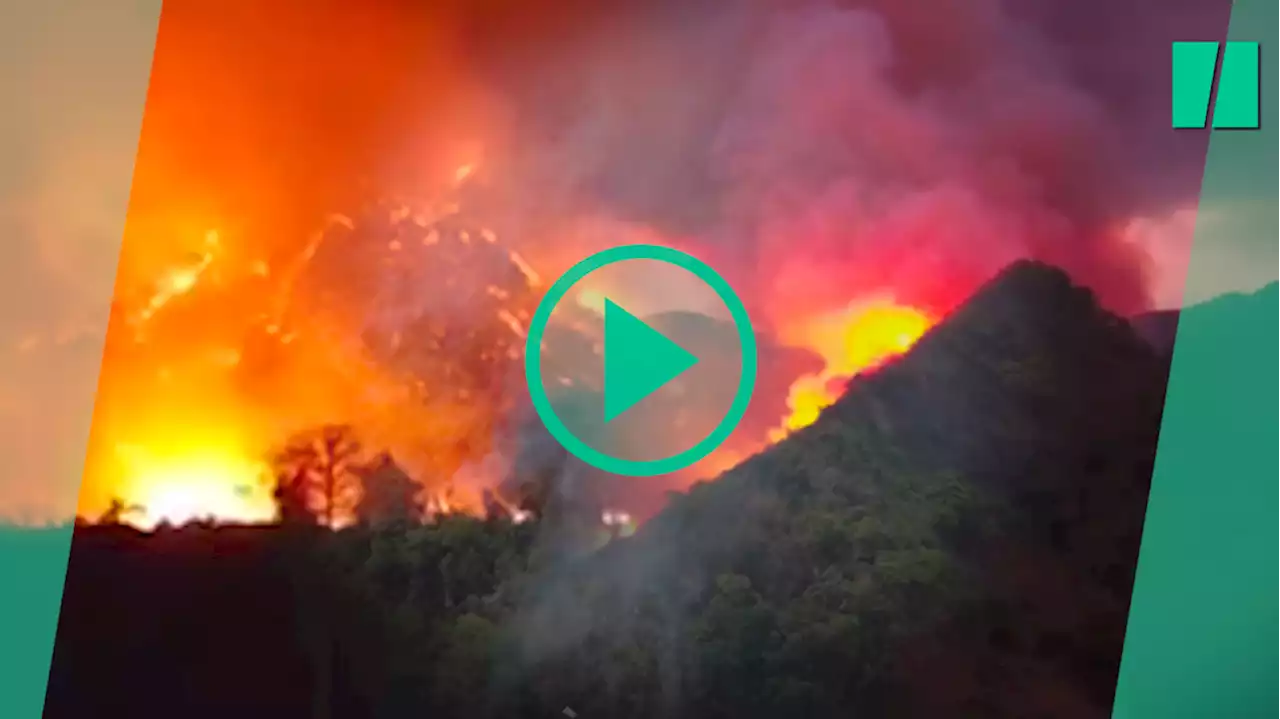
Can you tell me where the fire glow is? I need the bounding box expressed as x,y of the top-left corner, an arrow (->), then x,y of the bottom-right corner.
53,0 -> 1170,529
74,190 -> 934,529
771,300 -> 935,441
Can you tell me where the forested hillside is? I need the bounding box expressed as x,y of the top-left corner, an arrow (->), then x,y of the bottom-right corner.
46,261 -> 1174,719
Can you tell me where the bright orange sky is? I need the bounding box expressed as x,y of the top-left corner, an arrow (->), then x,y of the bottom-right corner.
0,1 -> 454,521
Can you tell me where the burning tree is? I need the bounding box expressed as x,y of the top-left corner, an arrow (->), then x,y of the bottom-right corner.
269,198 -> 546,509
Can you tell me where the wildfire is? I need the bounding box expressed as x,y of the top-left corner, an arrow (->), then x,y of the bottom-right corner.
771,299 -> 935,441
49,134 -> 945,533
12,0 -> 1168,535
76,204 -> 941,531
69,191 -> 940,531
69,156 -> 559,529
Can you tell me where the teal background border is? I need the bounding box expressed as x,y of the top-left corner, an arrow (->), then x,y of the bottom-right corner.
0,524 -> 78,718
1112,0 -> 1279,716
0,5 -> 161,719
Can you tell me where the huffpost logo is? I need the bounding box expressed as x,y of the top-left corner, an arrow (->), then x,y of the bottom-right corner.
1172,41 -> 1261,130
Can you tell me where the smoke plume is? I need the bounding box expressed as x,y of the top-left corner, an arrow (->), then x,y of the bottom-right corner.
136,0 -> 1226,314
51,0 -> 1228,525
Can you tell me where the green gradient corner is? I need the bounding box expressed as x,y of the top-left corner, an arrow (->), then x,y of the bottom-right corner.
1112,1 -> 1279,716
0,4 -> 161,718
0,525 -> 77,716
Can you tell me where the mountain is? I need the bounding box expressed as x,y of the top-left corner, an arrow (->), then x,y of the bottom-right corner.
495,260 -> 1171,719
43,260 -> 1183,719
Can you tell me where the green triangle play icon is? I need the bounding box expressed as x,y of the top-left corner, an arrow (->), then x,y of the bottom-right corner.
603,299 -> 699,422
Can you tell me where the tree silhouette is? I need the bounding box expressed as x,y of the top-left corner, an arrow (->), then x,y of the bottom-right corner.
97,497 -> 143,525
271,424 -> 364,528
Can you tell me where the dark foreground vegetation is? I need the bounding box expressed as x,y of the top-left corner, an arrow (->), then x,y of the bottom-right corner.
44,262 -> 1192,719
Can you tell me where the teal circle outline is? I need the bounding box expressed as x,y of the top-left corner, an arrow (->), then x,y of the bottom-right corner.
524,244 -> 758,477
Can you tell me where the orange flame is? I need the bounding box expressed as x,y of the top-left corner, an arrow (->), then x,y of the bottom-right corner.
771,299 -> 934,440
112,441 -> 274,530
72,205 -> 936,530
75,168 -> 542,529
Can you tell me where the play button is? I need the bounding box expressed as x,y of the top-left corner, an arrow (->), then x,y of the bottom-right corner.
602,299 -> 699,423
524,244 -> 758,477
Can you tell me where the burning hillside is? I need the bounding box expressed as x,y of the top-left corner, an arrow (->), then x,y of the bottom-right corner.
83,175 -> 537,528
492,260 -> 1173,719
